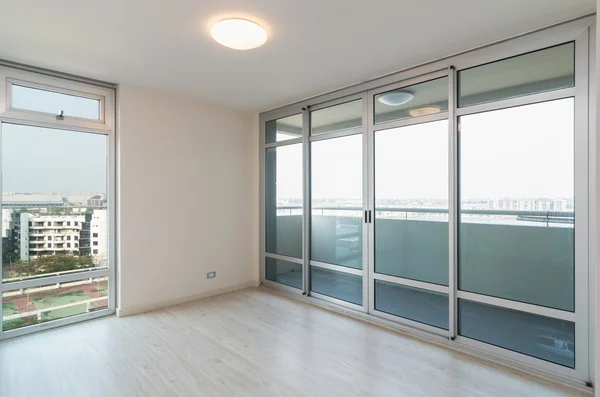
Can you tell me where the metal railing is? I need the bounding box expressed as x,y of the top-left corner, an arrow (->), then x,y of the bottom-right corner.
275,206 -> 574,225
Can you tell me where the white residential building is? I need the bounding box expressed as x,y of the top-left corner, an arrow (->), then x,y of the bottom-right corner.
20,213 -> 85,261
90,209 -> 108,267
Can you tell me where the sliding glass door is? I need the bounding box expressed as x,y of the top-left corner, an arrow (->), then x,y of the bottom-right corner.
260,18 -> 592,384
368,73 -> 450,333
309,97 -> 367,308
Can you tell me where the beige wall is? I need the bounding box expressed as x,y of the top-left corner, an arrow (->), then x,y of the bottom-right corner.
116,84 -> 259,316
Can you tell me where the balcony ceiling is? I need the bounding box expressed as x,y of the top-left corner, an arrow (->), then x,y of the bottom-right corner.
0,0 -> 593,112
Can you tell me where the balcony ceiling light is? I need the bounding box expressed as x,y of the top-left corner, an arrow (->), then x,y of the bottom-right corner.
378,91 -> 414,106
409,105 -> 442,117
210,18 -> 267,50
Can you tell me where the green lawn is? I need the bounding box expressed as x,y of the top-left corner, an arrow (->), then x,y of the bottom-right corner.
40,304 -> 88,321
97,283 -> 108,296
2,301 -> 18,318
32,290 -> 90,311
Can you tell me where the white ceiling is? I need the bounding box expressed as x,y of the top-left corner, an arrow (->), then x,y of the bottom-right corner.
0,0 -> 593,112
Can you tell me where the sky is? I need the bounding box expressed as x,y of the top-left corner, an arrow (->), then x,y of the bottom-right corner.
272,98 -> 574,203
2,86 -> 107,194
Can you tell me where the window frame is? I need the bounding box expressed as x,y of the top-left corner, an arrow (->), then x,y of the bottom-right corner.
0,65 -> 116,340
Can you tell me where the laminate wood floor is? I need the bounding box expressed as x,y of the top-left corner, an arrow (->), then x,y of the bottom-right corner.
0,288 -> 590,397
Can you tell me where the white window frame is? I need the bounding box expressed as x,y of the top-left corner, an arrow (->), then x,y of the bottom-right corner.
259,15 -> 596,389
0,65 -> 116,341
0,66 -> 114,133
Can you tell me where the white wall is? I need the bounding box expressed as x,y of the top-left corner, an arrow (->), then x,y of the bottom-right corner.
117,84 -> 259,316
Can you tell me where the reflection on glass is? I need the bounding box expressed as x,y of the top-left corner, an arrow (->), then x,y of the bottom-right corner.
459,99 -> 574,311
12,85 -> 101,120
375,280 -> 448,329
459,299 -> 575,368
311,134 -> 362,269
310,266 -> 362,305
266,257 -> 302,289
311,100 -> 362,135
374,120 -> 448,285
265,114 -> 303,144
2,124 -> 108,283
458,43 -> 574,107
265,144 -> 303,259
2,277 -> 108,331
374,78 -> 448,124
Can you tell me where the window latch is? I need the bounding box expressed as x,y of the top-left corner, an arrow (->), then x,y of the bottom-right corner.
56,110 -> 64,120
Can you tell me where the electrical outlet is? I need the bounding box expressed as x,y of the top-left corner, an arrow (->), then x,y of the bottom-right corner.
207,271 -> 216,279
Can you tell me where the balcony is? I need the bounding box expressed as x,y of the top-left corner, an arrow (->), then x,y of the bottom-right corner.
268,206 -> 574,311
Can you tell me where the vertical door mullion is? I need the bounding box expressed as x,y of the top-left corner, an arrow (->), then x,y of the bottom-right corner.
361,92 -> 370,312
448,66 -> 458,339
367,91 -> 376,314
573,28 -> 590,382
302,108 -> 311,295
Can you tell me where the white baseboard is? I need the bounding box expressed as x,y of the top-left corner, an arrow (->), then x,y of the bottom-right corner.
116,280 -> 259,317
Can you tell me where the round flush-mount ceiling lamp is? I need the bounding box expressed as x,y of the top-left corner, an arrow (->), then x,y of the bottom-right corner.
408,106 -> 442,117
378,91 -> 414,106
211,18 -> 267,50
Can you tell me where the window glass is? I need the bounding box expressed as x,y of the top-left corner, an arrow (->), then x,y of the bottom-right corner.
265,114 -> 302,144
12,85 -> 101,120
374,78 -> 448,124
265,144 -> 302,259
2,277 -> 108,331
310,267 -> 362,305
2,124 -> 108,283
311,99 -> 362,135
266,258 -> 302,289
375,280 -> 448,329
375,120 -> 449,285
458,43 -> 575,107
459,99 -> 574,311
459,299 -> 575,368
311,134 -> 363,269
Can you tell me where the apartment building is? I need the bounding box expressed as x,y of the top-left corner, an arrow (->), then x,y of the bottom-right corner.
19,213 -> 84,260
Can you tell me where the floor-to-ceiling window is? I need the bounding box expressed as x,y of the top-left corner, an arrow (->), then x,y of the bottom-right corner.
264,114 -> 304,289
260,17 -> 593,385
0,67 -> 115,338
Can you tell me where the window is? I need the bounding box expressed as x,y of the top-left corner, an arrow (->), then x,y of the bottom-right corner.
2,277 -> 108,331
311,99 -> 362,135
265,114 -> 302,144
265,144 -> 302,259
374,120 -> 448,285
11,84 -> 101,120
0,67 -> 114,340
93,233 -> 98,238
374,77 -> 448,124
459,99 -> 574,310
93,241 -> 98,246
458,43 -> 574,107
93,249 -> 98,255
266,258 -> 302,289
311,134 -> 363,269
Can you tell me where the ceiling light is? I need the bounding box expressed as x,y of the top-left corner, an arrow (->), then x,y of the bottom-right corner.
378,91 -> 414,106
409,106 -> 442,117
211,18 -> 267,50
